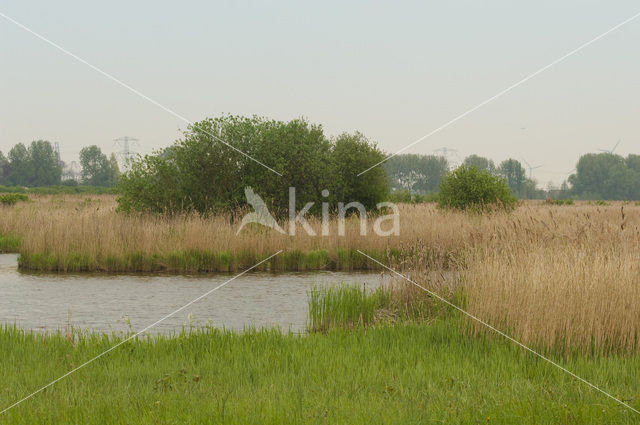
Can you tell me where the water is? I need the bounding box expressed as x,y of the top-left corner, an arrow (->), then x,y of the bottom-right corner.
0,254 -> 388,334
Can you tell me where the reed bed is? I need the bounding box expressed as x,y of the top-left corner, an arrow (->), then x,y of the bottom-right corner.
463,238 -> 640,355
0,194 -> 462,272
0,195 -> 404,272
388,202 -> 640,355
5,195 -> 638,273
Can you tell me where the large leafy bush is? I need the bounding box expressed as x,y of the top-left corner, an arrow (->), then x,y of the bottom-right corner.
437,165 -> 516,211
117,116 -> 389,215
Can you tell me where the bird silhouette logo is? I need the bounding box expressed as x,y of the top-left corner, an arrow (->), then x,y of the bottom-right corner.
236,187 -> 285,234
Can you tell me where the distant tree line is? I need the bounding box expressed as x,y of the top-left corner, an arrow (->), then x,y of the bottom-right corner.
385,151 -> 640,201
568,153 -> 640,200
383,154 -> 449,194
384,154 -> 544,199
0,141 -> 119,188
463,155 -> 544,199
0,140 -> 61,187
5,136 -> 638,201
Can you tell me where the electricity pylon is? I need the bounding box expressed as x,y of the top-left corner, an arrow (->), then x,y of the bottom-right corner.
433,147 -> 460,169
114,136 -> 139,168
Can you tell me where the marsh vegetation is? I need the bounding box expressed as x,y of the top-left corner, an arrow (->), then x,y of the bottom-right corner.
2,194 -> 640,421
1,194 -> 639,355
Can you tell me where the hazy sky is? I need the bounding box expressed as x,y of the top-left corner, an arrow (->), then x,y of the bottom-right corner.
1,1 -> 639,186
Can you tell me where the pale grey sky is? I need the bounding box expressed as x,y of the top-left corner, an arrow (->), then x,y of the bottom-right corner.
1,1 -> 639,186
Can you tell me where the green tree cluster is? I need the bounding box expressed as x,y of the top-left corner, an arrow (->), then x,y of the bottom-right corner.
568,153 -> 640,200
384,154 -> 449,194
463,154 -> 496,174
79,146 -> 119,187
0,141 -> 119,188
116,115 -> 388,215
497,158 -> 527,197
0,140 -> 62,186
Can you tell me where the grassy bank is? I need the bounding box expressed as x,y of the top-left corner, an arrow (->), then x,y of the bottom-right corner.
307,283 -> 443,332
2,319 -> 639,424
17,248 -> 392,273
0,233 -> 20,253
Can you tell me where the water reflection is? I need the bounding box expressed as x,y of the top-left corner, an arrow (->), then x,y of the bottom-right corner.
0,254 -> 387,334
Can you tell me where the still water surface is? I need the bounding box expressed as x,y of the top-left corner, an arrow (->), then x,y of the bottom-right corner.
0,254 -> 387,334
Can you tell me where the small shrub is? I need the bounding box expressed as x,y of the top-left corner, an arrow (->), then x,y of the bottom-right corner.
437,165 -> 516,211
412,192 -> 439,203
0,193 -> 29,205
545,199 -> 574,206
388,189 -> 412,203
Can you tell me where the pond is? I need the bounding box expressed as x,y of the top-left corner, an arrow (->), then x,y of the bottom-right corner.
0,254 -> 388,334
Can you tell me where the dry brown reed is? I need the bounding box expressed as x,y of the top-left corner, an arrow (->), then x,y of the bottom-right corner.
0,195 -> 467,271
394,202 -> 640,354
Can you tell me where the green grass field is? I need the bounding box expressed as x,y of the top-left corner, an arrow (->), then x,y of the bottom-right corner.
2,314 -> 639,423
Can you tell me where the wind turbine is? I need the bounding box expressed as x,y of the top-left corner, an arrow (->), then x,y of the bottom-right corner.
598,139 -> 620,154
522,158 -> 543,179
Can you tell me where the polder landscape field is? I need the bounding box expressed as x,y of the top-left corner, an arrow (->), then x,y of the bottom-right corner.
1,194 -> 640,423
4,3 -> 640,423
